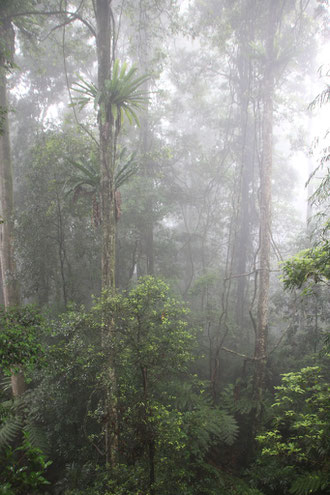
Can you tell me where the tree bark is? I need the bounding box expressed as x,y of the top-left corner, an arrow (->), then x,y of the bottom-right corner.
0,13 -> 25,397
95,0 -> 118,466
253,0 -> 277,411
234,0 -> 257,335
0,16 -> 19,308
96,0 -> 116,292
137,2 -> 154,276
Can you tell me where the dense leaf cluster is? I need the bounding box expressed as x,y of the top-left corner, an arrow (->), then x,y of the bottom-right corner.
282,242 -> 330,290
0,305 -> 44,374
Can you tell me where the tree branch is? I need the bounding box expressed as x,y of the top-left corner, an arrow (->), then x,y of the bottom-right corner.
5,10 -> 96,38
221,346 -> 261,361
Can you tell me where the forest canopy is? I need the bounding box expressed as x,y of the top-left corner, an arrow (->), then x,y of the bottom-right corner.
0,1 -> 329,494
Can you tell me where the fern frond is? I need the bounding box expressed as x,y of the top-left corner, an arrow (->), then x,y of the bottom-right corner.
0,416 -> 22,449
290,471 -> 329,495
217,410 -> 239,445
24,423 -> 49,455
0,376 -> 12,392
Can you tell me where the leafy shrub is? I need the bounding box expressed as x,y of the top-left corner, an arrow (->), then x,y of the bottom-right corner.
0,432 -> 51,495
252,366 -> 330,494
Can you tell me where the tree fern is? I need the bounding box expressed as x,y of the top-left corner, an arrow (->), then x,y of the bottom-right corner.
220,383 -> 255,415
186,405 -> 238,456
216,410 -> 239,445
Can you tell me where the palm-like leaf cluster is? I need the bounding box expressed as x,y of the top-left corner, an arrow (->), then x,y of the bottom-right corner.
71,77 -> 98,112
66,149 -> 138,225
66,148 -> 138,198
72,59 -> 149,127
66,159 -> 100,201
103,59 -> 149,126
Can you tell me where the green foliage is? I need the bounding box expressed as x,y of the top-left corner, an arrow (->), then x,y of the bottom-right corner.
100,277 -> 238,493
28,307 -> 104,466
289,471 -> 330,495
30,277 -> 238,493
0,382 -> 49,456
186,406 -> 238,449
220,381 -> 255,416
0,432 -> 51,495
0,413 -> 22,449
0,305 -> 44,374
67,147 -> 138,198
254,366 -> 330,494
96,276 -> 195,375
282,242 -> 330,290
16,128 -> 101,308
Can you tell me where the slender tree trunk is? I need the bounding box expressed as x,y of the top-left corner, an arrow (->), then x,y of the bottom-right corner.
253,0 -> 277,412
137,2 -> 154,276
0,17 -> 19,309
141,365 -> 155,493
55,191 -> 68,307
0,13 -> 25,398
95,0 -> 118,466
234,0 -> 256,335
235,86 -> 254,332
96,0 -> 116,291
140,113 -> 154,276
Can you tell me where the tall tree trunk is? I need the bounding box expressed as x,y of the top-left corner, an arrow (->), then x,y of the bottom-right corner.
234,0 -> 256,335
235,70 -> 255,333
0,13 -> 25,397
95,0 -> 118,465
137,2 -> 154,276
96,0 -> 116,292
141,365 -> 155,494
139,111 -> 154,276
0,16 -> 19,308
253,0 -> 277,414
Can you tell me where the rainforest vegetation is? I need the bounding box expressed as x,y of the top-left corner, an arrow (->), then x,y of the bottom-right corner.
0,0 -> 329,494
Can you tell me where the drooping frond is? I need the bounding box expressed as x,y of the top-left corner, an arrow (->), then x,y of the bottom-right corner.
24,423 -> 49,454
115,149 -> 138,189
0,416 -> 22,449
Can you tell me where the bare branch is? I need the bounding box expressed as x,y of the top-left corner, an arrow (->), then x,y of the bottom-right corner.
225,270 -> 256,281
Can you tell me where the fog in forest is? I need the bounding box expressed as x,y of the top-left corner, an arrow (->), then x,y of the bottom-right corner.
0,1 -> 329,494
